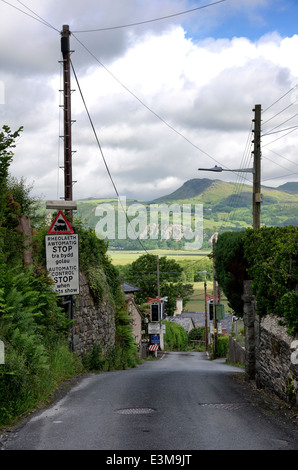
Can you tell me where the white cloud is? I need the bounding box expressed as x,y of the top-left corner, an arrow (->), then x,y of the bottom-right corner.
1,0 -> 298,202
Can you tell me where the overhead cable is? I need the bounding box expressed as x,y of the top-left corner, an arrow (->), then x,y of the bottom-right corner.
70,59 -> 150,254
72,32 -> 253,179
1,0 -> 59,31
72,0 -> 227,33
263,84 -> 298,114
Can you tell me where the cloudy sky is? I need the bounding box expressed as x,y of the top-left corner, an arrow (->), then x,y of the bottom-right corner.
1,0 -> 298,201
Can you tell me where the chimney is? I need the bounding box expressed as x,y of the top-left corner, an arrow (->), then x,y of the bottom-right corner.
174,296 -> 183,316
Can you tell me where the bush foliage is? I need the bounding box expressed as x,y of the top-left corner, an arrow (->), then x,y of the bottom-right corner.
164,321 -> 188,351
215,336 -> 229,358
244,226 -> 298,335
215,226 -> 298,335
121,254 -> 194,315
214,231 -> 248,315
0,126 -> 139,426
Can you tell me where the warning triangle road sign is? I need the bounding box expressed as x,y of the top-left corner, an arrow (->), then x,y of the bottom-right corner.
48,211 -> 74,235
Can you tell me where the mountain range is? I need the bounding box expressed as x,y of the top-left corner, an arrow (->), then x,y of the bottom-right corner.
76,178 -> 298,250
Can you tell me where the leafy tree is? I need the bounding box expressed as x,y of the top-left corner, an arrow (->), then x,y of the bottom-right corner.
124,254 -> 193,314
244,226 -> 298,335
164,321 -> 188,350
214,226 -> 298,335
7,176 -> 41,224
214,231 -> 249,315
0,126 -> 23,218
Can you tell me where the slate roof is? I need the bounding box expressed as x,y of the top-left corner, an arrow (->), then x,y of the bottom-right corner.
167,311 -> 233,333
122,281 -> 141,293
164,315 -> 195,333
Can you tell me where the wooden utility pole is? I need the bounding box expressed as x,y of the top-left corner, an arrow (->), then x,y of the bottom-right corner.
204,280 -> 208,351
61,25 -> 73,221
60,25 -> 74,350
157,255 -> 160,297
253,104 -> 262,229
212,236 -> 217,358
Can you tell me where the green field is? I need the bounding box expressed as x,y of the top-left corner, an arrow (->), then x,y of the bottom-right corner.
184,281 -> 230,313
108,249 -> 211,266
109,249 -> 229,314
183,281 -> 212,312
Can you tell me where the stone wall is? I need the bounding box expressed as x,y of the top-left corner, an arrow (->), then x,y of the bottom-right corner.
242,280 -> 256,381
72,271 -> 116,357
256,315 -> 298,406
242,280 -> 298,406
228,336 -> 245,364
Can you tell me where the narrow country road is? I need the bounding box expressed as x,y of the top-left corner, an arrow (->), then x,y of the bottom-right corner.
3,351 -> 298,451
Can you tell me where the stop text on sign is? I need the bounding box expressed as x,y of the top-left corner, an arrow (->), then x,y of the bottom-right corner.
45,234 -> 80,296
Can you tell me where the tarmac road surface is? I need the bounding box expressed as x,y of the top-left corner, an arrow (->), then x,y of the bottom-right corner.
2,351 -> 298,451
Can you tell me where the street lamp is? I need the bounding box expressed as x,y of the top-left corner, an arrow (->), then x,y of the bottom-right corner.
198,165 -> 254,173
198,164 -> 262,229
198,105 -> 262,229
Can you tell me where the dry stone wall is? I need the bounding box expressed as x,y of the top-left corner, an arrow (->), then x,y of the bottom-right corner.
242,280 -> 298,406
256,315 -> 298,406
72,271 -> 116,357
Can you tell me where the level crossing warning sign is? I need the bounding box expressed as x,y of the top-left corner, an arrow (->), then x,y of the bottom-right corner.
45,232 -> 79,296
48,211 -> 74,235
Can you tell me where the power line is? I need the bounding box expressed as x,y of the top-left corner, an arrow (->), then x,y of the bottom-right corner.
72,32 -> 251,175
1,0 -> 59,31
263,125 -> 298,147
263,84 -> 298,114
262,101 -> 295,127
265,148 -> 298,169
3,1 -> 259,181
222,123 -> 254,228
70,58 -> 150,254
262,171 -> 298,182
262,153 -> 297,174
262,103 -> 298,135
72,0 -> 227,33
16,0 -> 59,31
262,124 -> 298,137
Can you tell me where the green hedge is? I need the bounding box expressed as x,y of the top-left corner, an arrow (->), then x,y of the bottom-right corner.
164,321 -> 188,351
215,226 -> 298,335
244,226 -> 298,335
215,336 -> 229,358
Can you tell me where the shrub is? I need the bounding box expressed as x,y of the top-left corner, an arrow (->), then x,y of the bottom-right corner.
0,340 -> 82,426
164,321 -> 188,351
244,226 -> 298,335
188,327 -> 205,342
215,336 -> 229,358
214,231 -> 248,315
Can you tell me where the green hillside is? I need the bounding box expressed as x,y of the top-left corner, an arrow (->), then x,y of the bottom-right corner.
151,178 -> 214,202
75,179 -> 298,250
276,182 -> 298,194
